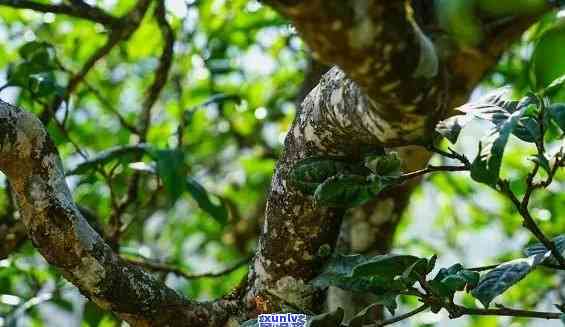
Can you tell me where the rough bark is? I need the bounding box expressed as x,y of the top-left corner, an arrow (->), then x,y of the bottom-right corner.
243,0 -> 550,317
0,101 -> 240,327
0,1 -> 556,326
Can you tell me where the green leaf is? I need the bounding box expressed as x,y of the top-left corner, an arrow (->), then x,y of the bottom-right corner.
523,235 -> 565,266
457,87 -> 517,124
471,256 -> 544,308
313,174 -> 375,208
470,102 -> 528,186
7,41 -> 59,94
428,264 -> 478,297
290,157 -> 370,194
512,116 -> 540,143
29,72 -> 64,97
549,103 -> 565,131
307,307 -> 344,327
543,74 -> 565,96
311,254 -> 412,294
154,149 -> 188,204
68,144 -> 152,176
352,254 -> 427,280
364,152 -> 402,176
531,23 -> 565,90
311,254 -> 375,292
186,177 -> 228,225
435,115 -> 471,144
19,41 -> 52,61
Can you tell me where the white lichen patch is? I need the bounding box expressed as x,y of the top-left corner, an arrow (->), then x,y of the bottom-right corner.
28,176 -> 51,211
72,256 -> 105,294
253,256 -> 271,282
15,129 -> 33,158
15,110 -> 46,159
273,276 -> 315,309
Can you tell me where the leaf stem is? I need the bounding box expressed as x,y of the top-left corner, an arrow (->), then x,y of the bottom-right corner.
371,304 -> 430,327
447,304 -> 561,320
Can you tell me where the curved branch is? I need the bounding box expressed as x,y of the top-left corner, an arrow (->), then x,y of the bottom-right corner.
0,100 -> 240,326
0,0 -> 121,28
242,1 -> 558,316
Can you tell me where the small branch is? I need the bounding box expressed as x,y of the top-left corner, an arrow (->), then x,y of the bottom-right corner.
110,0 -> 175,243
400,165 -> 469,181
449,304 -> 561,320
467,263 -> 501,272
428,145 -> 471,168
0,0 -> 121,28
124,256 -> 251,280
499,180 -> 565,268
139,0 -> 175,140
372,304 -> 429,327
39,0 -> 151,124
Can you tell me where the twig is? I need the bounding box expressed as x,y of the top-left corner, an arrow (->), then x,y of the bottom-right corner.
467,263 -> 501,272
111,0 -> 175,243
139,0 -> 175,140
372,304 -> 429,327
400,165 -> 469,181
124,255 -> 251,280
39,0 -> 151,124
0,0 -> 121,27
498,180 -> 565,267
448,304 -> 561,320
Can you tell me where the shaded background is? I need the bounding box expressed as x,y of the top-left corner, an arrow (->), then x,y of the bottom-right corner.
0,1 -> 564,326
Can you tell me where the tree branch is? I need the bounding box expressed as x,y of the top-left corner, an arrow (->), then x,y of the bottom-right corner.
0,100 -> 240,326
246,0 -> 557,316
39,0 -> 152,124
0,0 -> 121,28
125,256 -> 251,280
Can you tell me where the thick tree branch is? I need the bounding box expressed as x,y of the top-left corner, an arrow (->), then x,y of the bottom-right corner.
0,0 -> 121,28
0,100 -> 240,326
245,1 -> 556,317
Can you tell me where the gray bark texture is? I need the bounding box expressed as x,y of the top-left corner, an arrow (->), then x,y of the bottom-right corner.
0,1 -> 554,326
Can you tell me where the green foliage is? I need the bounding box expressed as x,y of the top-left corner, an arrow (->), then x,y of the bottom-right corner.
313,174 -> 376,208
436,0 -> 483,47
5,41 -> 63,98
471,256 -> 544,308
290,152 -> 401,208
186,177 -> 228,225
290,157 -> 370,194
532,23 -> 565,89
